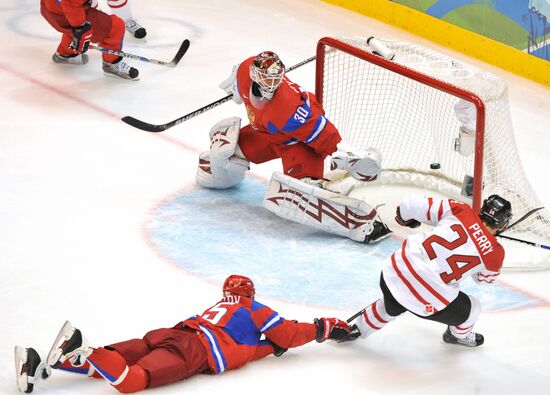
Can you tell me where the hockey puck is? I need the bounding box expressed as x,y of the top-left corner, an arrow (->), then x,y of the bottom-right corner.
430,163 -> 441,170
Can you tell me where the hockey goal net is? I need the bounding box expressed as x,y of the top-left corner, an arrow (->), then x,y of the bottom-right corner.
316,36 -> 550,270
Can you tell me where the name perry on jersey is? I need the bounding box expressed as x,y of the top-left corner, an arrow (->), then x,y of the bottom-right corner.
468,223 -> 494,255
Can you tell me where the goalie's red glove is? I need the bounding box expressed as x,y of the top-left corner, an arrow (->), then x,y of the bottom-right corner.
314,318 -> 359,343
395,207 -> 421,228
69,22 -> 93,55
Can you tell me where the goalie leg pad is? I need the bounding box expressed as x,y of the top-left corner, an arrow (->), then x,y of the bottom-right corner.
330,148 -> 382,182
263,172 -> 387,242
196,117 -> 250,189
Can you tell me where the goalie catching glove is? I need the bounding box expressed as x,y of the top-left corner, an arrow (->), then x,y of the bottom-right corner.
314,318 -> 360,343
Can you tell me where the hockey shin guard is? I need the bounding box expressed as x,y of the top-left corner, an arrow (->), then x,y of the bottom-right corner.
356,299 -> 399,338
449,295 -> 481,339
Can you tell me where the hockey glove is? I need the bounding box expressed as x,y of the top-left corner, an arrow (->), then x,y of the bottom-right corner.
314,318 -> 358,343
395,207 -> 421,228
70,22 -> 93,54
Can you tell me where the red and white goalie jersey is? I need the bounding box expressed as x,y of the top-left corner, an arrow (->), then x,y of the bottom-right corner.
382,195 -> 504,316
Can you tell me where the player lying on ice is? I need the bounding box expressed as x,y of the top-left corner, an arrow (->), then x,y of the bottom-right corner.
15,274 -> 358,393
196,51 -> 391,244
40,0 -> 139,80
348,194 -> 512,347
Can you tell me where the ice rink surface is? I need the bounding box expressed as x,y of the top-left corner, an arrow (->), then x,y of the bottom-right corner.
1,1 -> 550,394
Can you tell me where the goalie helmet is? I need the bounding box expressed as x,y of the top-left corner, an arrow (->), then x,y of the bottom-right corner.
223,274 -> 255,298
249,51 -> 285,99
479,194 -> 512,231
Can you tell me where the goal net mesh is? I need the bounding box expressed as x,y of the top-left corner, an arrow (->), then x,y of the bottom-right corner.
317,36 -> 550,269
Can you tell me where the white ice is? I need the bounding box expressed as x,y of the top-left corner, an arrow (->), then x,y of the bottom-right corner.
1,1 -> 550,394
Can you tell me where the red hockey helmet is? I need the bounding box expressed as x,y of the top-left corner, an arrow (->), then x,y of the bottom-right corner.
223,275 -> 255,298
249,51 -> 285,99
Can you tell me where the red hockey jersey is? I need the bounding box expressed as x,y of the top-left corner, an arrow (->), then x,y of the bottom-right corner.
42,0 -> 89,27
235,56 -> 341,157
181,294 -> 316,374
383,195 -> 504,316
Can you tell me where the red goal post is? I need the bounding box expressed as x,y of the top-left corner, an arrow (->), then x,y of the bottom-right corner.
315,36 -> 550,269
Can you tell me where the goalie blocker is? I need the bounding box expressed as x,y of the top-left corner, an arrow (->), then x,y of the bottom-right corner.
263,172 -> 391,244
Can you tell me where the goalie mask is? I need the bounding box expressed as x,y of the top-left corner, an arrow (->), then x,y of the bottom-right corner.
479,194 -> 512,231
249,51 -> 285,99
223,274 -> 255,299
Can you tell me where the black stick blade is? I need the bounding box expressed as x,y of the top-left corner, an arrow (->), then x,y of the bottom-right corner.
169,39 -> 191,67
121,116 -> 167,132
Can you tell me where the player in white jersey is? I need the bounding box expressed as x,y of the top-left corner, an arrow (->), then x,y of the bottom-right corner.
106,0 -> 147,39
351,194 -> 512,347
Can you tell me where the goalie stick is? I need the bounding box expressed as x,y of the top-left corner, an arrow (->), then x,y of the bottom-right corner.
121,55 -> 317,132
89,39 -> 190,67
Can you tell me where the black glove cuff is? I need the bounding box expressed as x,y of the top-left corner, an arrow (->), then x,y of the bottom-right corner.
396,207 -> 421,228
72,21 -> 92,35
266,339 -> 288,357
314,318 -> 325,343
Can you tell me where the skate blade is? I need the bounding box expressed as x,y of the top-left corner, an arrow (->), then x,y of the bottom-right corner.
47,321 -> 75,368
14,346 -> 28,392
103,71 -> 140,81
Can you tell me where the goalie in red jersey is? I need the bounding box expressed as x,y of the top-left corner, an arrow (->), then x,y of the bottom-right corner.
15,275 -> 357,393
40,0 -> 138,80
196,51 -> 391,244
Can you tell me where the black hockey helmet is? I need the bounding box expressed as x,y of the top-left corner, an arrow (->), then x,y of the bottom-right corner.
479,194 -> 512,231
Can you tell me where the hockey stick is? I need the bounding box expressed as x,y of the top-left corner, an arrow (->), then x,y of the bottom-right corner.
496,206 -> 544,237
496,234 -> 550,250
495,206 -> 550,249
89,39 -> 190,67
121,55 -> 317,132
346,308 -> 365,323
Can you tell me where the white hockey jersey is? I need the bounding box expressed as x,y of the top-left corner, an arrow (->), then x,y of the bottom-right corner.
382,195 -> 504,316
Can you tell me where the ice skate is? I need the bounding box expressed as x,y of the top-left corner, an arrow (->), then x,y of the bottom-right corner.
47,321 -> 92,369
14,346 -> 51,393
442,327 -> 484,347
364,220 -> 392,244
52,53 -> 89,65
125,18 -> 147,39
102,57 -> 139,80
